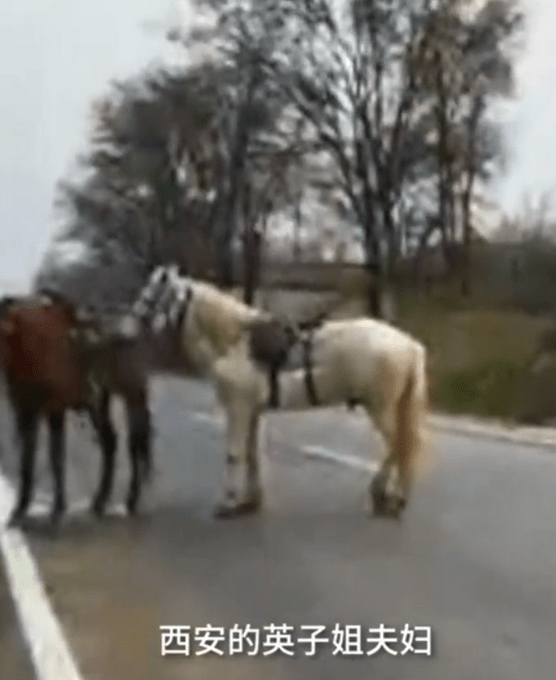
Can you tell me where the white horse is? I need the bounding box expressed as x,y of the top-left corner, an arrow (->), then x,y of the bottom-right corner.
132,265 -> 431,520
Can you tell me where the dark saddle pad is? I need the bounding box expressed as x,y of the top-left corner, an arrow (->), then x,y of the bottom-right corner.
248,318 -> 308,372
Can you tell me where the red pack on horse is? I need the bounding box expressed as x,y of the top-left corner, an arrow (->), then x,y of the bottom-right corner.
0,294 -> 90,410
0,291 -> 152,528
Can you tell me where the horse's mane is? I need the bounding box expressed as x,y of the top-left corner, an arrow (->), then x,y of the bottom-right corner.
136,265 -> 269,357
187,279 -> 265,356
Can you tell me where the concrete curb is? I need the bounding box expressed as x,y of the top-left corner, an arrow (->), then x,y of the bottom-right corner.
430,414 -> 556,449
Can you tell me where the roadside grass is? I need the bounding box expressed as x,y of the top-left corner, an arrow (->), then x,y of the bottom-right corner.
394,294 -> 555,421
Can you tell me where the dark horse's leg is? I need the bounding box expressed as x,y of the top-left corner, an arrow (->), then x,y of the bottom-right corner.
126,389 -> 152,516
89,389 -> 117,517
47,411 -> 67,524
8,405 -> 39,527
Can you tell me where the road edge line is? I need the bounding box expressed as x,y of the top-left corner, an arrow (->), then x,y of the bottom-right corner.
0,472 -> 84,680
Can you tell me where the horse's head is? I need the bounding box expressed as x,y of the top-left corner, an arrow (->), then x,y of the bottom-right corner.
133,265 -> 181,321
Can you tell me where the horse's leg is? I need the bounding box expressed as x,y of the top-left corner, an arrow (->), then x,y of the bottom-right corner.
365,401 -> 400,518
244,410 -> 263,511
47,411 -> 67,524
366,362 -> 424,519
125,389 -> 152,516
89,390 -> 117,517
214,398 -> 261,519
8,406 -> 39,527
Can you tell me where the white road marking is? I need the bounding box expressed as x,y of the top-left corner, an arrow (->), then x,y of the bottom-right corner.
301,445 -> 379,473
0,472 -> 85,680
192,411 -> 224,428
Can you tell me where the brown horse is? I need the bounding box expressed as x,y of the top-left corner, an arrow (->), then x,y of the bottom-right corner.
0,291 -> 153,527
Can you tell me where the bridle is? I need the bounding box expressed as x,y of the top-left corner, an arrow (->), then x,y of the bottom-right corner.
134,266 -> 194,338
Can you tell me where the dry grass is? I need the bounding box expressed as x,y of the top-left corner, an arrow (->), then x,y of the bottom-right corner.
395,295 -> 551,372
397,295 -> 556,420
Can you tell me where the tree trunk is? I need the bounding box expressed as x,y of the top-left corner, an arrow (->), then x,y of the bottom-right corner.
156,163 -> 180,236
366,265 -> 382,317
415,219 -> 439,298
243,227 -> 261,305
213,90 -> 250,289
364,232 -> 382,318
435,65 -> 451,276
215,164 -> 242,289
216,191 -> 236,288
293,198 -> 302,261
381,198 -> 399,276
460,170 -> 475,297
461,96 -> 483,298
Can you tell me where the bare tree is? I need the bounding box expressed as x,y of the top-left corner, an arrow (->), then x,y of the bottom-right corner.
87,69 -> 222,267
414,0 -> 523,295
208,0 -> 443,315
208,0 -> 523,312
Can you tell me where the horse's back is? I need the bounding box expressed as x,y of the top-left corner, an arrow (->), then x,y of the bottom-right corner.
314,317 -> 426,399
320,317 -> 424,356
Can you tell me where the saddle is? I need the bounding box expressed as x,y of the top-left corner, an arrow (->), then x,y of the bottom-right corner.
247,315 -> 323,409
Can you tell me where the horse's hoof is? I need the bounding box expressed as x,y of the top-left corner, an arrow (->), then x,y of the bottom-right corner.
373,494 -> 406,520
213,498 -> 261,519
238,496 -> 262,515
369,481 -> 388,517
7,510 -> 26,528
126,499 -> 139,517
369,471 -> 387,494
213,502 -> 237,519
49,507 -> 66,527
90,499 -> 106,518
370,497 -> 390,518
390,506 -> 403,521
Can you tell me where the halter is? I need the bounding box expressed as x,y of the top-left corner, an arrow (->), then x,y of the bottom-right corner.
132,266 -> 177,320
133,265 -> 194,336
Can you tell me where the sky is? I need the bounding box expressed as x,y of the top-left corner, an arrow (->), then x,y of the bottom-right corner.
0,0 -> 554,293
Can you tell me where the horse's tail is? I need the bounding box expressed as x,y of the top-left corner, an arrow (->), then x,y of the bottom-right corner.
393,342 -> 431,492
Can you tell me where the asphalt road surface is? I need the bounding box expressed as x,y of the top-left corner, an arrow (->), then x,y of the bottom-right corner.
1,376 -> 556,680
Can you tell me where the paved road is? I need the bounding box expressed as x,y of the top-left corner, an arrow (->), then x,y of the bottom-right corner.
1,376 -> 556,680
